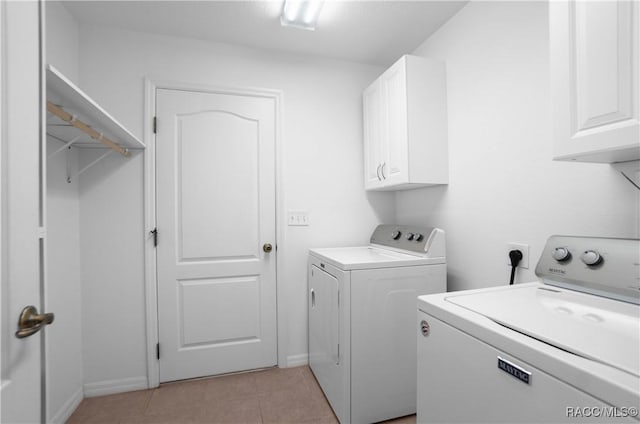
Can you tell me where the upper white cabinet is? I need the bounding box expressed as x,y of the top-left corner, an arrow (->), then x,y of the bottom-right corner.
550,0 -> 639,163
363,55 -> 448,191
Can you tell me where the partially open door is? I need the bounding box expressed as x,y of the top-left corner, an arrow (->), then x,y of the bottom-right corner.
1,1 -> 52,423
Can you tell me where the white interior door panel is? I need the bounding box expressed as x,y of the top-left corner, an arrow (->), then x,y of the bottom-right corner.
156,88 -> 277,382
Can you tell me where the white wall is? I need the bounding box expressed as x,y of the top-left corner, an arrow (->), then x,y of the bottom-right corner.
76,26 -> 395,388
44,1 -> 83,422
45,1 -> 79,82
397,1 -> 640,292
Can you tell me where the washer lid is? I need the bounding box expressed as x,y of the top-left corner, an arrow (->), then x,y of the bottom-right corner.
309,246 -> 444,270
446,285 -> 640,377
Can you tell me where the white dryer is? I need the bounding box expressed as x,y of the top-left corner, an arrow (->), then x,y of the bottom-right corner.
308,225 -> 446,424
417,236 -> 640,423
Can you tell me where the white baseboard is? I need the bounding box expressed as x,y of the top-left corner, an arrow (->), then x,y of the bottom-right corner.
83,376 -> 148,398
49,387 -> 83,424
286,353 -> 309,367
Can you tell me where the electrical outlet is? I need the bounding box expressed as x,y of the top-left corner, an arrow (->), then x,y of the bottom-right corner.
507,242 -> 529,269
287,210 -> 309,226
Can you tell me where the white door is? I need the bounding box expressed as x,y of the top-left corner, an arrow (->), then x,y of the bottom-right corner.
1,1 -> 48,422
155,88 -> 278,382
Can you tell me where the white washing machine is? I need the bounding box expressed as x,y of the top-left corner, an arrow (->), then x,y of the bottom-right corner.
417,236 -> 640,423
308,225 -> 446,424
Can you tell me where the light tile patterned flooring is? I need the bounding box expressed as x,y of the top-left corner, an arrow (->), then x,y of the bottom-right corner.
67,366 -> 417,424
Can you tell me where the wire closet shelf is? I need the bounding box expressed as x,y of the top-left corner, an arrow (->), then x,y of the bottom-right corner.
46,65 -> 145,182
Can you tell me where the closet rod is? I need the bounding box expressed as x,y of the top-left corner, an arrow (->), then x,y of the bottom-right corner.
46,101 -> 131,157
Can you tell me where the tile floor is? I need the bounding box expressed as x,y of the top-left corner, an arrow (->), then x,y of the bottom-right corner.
67,366 -> 417,424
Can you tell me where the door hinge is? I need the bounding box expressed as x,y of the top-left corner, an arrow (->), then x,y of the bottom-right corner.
153,116 -> 157,134
156,343 -> 160,360
150,228 -> 158,247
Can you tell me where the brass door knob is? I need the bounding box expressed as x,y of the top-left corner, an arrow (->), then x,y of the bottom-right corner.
263,243 -> 273,253
15,305 -> 54,339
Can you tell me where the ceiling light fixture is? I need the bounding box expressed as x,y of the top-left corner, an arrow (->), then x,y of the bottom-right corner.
281,0 -> 325,31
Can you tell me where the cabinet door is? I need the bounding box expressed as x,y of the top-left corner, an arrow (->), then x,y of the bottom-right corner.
363,81 -> 384,189
381,58 -> 409,185
551,0 -> 639,162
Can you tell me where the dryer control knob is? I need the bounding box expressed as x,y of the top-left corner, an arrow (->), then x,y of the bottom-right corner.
406,233 -> 415,241
391,231 -> 402,240
552,247 -> 571,262
414,233 -> 424,242
581,250 -> 602,266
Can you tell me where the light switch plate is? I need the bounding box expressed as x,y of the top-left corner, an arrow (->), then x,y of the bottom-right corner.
288,210 -> 309,226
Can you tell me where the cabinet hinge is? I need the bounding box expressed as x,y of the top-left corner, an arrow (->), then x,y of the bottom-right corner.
156,343 -> 160,360
150,228 -> 158,247
153,117 -> 157,134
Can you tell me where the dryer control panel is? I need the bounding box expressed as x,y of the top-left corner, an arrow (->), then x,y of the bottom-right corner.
370,225 -> 445,258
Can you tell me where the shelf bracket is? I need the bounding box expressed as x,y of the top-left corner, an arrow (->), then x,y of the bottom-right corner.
47,135 -> 82,159
67,149 -> 116,183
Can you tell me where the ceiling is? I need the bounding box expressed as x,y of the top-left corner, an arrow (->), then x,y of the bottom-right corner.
61,1 -> 467,66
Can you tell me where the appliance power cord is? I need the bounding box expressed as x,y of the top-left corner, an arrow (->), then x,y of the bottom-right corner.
509,249 -> 524,285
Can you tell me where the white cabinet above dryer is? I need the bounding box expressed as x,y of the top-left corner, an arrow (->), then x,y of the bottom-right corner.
550,0 -> 639,163
363,55 -> 448,191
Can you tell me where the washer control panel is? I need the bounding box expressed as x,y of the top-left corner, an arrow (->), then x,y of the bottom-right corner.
370,225 -> 437,254
535,235 -> 640,304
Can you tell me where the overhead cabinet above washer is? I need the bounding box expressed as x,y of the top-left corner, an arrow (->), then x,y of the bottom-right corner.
550,0 -> 639,163
363,55 -> 448,191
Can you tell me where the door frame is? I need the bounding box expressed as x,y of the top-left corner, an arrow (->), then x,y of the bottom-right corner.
143,79 -> 286,388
